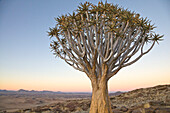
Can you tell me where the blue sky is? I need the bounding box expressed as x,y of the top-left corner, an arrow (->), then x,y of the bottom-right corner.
0,0 -> 170,92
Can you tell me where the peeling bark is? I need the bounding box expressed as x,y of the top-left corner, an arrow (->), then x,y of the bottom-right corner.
90,78 -> 112,113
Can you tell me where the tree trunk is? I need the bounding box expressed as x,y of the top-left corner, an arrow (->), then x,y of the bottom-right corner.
89,79 -> 112,113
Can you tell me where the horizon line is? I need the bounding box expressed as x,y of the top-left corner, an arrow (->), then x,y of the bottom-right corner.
1,84 -> 169,93
0,89 -> 127,93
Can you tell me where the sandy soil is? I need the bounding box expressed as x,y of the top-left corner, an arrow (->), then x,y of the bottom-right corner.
0,92 -> 90,112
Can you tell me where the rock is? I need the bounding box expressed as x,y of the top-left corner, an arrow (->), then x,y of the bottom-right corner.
74,107 -> 82,112
111,105 -> 117,109
120,106 -> 128,112
145,108 -> 155,113
42,110 -> 52,113
132,108 -> 145,113
110,84 -> 170,107
112,109 -> 124,113
154,108 -> 170,113
144,103 -> 150,108
24,110 -> 31,113
149,101 -> 166,106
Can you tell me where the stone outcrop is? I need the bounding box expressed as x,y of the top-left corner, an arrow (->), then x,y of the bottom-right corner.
111,84 -> 170,113
110,84 -> 170,107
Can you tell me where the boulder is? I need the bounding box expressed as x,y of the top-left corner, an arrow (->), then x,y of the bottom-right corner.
144,103 -> 150,108
120,106 -> 128,112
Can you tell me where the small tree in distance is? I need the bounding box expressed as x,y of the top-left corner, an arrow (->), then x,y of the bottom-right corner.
48,1 -> 163,113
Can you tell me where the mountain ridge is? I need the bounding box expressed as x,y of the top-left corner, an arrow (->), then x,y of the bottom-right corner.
0,89 -> 124,95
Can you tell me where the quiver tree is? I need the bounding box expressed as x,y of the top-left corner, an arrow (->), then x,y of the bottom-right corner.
48,1 -> 163,113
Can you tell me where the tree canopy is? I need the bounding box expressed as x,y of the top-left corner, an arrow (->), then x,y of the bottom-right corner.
48,1 -> 163,113
48,1 -> 163,80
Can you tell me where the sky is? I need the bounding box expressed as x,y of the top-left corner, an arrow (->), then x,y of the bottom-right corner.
0,0 -> 170,92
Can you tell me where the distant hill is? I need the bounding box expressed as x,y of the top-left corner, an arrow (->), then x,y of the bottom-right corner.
0,89 -> 66,94
0,89 -> 124,95
18,89 -> 29,92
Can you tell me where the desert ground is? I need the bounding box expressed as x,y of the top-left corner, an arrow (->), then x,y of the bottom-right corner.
0,91 -> 91,112
0,84 -> 170,113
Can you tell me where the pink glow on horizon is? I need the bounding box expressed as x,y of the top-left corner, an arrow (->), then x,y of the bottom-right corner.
1,83 -> 169,92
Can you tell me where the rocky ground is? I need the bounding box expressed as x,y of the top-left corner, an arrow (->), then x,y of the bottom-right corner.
1,84 -> 169,113
111,84 -> 170,113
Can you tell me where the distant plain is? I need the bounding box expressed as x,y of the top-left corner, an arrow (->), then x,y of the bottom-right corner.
0,91 -> 91,112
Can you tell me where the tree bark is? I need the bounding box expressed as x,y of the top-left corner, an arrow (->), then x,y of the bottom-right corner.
89,78 -> 112,113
